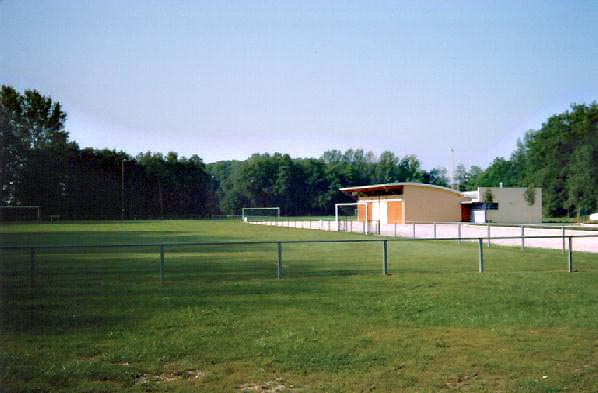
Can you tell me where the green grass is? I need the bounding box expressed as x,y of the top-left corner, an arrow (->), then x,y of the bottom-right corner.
1,220 -> 598,392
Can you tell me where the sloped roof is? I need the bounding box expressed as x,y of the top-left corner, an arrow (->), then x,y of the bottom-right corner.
339,182 -> 465,196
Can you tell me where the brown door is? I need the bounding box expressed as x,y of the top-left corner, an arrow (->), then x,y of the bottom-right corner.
461,205 -> 471,222
387,201 -> 403,224
357,202 -> 373,222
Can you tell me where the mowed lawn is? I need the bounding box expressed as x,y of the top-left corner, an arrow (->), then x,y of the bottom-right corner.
1,221 -> 598,393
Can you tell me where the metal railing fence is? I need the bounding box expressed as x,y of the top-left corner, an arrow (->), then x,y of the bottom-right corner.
250,219 -> 598,252
2,234 -> 597,288
251,216 -> 598,229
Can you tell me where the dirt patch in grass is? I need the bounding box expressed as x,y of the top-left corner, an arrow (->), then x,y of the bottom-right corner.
133,369 -> 205,385
237,377 -> 295,392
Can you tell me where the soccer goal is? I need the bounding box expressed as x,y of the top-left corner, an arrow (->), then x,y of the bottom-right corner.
0,205 -> 41,222
335,202 -> 369,234
242,207 -> 281,222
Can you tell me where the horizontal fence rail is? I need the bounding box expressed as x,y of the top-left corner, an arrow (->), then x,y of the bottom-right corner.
250,217 -> 598,229
2,234 -> 597,288
2,234 -> 598,251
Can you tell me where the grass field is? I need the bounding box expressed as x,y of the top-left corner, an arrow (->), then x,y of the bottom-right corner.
1,220 -> 598,392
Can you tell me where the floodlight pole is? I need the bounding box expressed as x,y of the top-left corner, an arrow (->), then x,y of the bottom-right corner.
121,159 -> 125,220
121,159 -> 130,220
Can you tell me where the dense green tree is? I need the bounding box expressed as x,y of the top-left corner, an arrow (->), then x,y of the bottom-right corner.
523,103 -> 597,216
425,167 -> 450,187
1,85 -> 68,206
454,164 -> 471,191
397,155 -> 424,182
373,151 -> 399,183
477,158 -> 517,187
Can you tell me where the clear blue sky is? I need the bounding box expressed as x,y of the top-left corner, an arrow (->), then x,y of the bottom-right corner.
1,0 -> 597,173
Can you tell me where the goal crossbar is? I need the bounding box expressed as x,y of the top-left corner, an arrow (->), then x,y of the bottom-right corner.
335,202 -> 368,234
0,205 -> 41,221
242,207 -> 281,222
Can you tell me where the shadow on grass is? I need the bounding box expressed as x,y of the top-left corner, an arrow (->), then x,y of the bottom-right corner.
0,230 -> 255,247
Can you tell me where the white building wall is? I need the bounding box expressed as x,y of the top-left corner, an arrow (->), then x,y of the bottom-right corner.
473,210 -> 487,224
371,201 -> 380,223
380,200 -> 388,225
480,187 -> 542,224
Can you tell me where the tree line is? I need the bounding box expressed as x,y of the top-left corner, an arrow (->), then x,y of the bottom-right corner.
1,85 -> 596,220
208,150 -> 449,216
1,86 -> 215,220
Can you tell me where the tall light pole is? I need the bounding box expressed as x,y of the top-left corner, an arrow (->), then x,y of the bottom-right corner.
450,147 -> 456,189
121,159 -> 130,220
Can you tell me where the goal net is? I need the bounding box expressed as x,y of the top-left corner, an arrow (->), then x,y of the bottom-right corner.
335,202 -> 367,233
242,207 -> 280,222
0,206 -> 41,222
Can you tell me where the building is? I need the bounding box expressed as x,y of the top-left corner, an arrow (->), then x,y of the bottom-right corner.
338,182 -> 542,224
462,186 -> 542,224
339,183 -> 468,224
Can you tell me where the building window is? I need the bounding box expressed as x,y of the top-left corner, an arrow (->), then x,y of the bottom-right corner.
471,202 -> 498,210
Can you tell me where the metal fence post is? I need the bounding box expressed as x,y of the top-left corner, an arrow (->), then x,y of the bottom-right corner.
487,224 -> 491,247
567,237 -> 573,272
328,220 -> 330,231
478,238 -> 484,273
562,226 -> 566,254
160,244 -> 165,284
277,241 -> 283,279
412,223 -> 416,239
30,248 -> 35,288
458,223 -> 462,245
383,240 -> 388,275
394,223 -> 397,237
521,225 -> 525,250
434,222 -> 437,239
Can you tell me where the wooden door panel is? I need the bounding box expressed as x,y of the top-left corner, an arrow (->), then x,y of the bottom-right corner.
357,203 -> 373,221
387,201 -> 403,224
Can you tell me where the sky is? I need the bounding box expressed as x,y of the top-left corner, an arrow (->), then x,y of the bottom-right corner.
1,0 -> 597,173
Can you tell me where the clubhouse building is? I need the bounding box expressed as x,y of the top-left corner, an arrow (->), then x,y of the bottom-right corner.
339,182 -> 542,224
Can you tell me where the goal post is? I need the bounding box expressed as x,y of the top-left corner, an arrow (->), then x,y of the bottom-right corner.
242,207 -> 281,222
335,202 -> 368,234
0,205 -> 41,222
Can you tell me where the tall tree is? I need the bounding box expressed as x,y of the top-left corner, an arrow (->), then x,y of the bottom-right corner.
0,85 -> 68,204
1,85 -> 69,209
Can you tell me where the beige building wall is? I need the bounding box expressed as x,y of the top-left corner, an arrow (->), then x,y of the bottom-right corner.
356,187 -> 466,223
480,187 -> 542,224
402,185 -> 466,223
